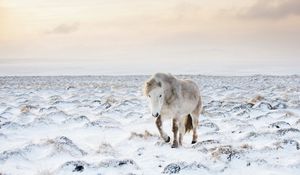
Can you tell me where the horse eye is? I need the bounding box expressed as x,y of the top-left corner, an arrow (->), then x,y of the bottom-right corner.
159,95 -> 162,98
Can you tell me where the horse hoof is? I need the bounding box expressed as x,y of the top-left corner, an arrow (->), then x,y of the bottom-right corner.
165,136 -> 170,143
191,141 -> 197,144
171,143 -> 178,148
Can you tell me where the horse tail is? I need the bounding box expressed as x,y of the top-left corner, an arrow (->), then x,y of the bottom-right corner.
185,114 -> 193,133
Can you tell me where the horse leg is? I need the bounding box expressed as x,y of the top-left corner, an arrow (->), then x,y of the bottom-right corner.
191,99 -> 202,144
190,113 -> 199,144
178,120 -> 185,146
155,116 -> 170,142
171,118 -> 179,148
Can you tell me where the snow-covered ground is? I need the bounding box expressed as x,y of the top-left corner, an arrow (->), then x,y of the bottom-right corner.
0,75 -> 300,175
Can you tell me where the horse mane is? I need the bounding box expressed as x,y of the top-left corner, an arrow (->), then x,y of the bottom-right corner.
144,78 -> 160,96
144,73 -> 179,105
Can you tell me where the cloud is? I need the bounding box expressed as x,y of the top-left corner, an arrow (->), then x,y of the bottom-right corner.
239,0 -> 300,19
46,22 -> 79,34
172,2 -> 202,21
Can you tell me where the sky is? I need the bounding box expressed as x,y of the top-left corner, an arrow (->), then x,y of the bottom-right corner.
0,0 -> 299,75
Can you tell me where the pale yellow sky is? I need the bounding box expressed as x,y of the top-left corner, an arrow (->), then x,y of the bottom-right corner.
0,0 -> 299,75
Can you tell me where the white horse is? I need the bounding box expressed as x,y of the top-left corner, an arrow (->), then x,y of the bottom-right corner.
144,73 -> 202,148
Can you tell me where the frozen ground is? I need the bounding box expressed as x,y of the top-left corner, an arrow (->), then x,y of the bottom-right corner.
0,75 -> 300,175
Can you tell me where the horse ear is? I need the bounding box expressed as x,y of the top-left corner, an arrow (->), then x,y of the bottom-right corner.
146,79 -> 153,88
146,79 -> 155,86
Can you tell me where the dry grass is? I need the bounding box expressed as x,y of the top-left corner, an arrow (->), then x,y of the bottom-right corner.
240,143 -> 253,150
129,130 -> 158,140
210,145 -> 239,160
248,95 -> 264,105
20,105 -> 30,113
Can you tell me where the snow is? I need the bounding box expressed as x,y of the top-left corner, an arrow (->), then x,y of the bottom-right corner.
0,75 -> 300,175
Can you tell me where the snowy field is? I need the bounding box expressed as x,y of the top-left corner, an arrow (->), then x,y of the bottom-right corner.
0,75 -> 300,175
